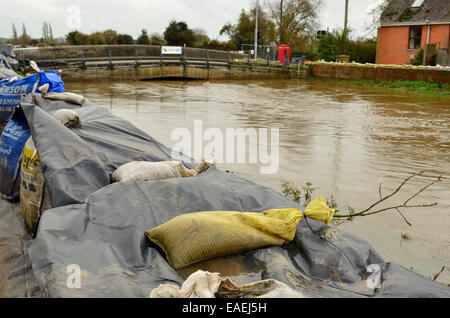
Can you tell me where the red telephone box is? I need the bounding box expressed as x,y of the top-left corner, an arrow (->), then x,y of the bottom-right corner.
278,45 -> 290,65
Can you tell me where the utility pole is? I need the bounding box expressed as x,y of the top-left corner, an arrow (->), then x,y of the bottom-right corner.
279,0 -> 283,44
254,0 -> 259,59
344,0 -> 349,33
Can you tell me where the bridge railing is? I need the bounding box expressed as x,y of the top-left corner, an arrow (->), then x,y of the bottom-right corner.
14,45 -> 246,66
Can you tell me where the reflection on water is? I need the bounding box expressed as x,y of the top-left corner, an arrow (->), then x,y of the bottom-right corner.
67,79 -> 450,284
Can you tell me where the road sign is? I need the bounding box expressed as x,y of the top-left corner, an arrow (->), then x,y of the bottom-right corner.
161,46 -> 182,55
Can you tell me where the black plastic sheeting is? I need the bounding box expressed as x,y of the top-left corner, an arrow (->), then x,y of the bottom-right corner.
0,54 -> 19,79
0,201 -> 42,298
2,95 -> 449,298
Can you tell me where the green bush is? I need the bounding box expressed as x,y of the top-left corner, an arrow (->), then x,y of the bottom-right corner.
411,49 -> 424,66
316,30 -> 376,64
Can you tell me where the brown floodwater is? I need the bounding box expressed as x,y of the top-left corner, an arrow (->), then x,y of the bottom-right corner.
65,79 -> 450,284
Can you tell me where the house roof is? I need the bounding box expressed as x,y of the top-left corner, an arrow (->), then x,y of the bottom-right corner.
380,0 -> 450,26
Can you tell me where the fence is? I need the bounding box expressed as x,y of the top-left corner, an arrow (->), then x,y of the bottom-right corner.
240,44 -> 277,60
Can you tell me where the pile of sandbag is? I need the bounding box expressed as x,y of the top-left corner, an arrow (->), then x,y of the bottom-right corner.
0,61 -> 72,207
0,61 -> 64,130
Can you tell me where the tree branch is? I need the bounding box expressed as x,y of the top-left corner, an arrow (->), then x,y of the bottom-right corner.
334,172 -> 441,223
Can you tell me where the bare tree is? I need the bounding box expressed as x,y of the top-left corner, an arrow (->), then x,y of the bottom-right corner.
12,23 -> 18,44
365,0 -> 390,37
266,0 -> 322,44
49,23 -> 54,41
42,22 -> 49,42
19,23 -> 31,45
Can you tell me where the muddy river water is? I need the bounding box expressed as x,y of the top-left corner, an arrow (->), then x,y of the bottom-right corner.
66,79 -> 450,284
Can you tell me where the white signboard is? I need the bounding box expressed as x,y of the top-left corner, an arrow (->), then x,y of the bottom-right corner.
161,46 -> 182,55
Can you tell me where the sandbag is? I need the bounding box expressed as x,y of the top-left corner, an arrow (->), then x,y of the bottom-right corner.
20,137 -> 52,233
0,67 -> 64,123
112,154 -> 217,182
0,116 -> 30,201
150,270 -> 307,298
53,109 -> 80,128
150,270 -> 221,298
39,83 -> 86,105
146,197 -> 334,269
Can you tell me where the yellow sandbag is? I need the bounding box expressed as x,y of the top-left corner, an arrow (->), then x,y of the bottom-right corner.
304,196 -> 335,225
146,197 -> 334,269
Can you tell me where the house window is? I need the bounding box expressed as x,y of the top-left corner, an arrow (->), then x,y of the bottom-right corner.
409,26 -> 422,49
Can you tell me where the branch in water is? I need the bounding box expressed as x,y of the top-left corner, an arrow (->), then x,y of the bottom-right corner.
333,172 -> 442,226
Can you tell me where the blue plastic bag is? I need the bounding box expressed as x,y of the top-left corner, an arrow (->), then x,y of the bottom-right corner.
0,116 -> 31,201
0,70 -> 64,123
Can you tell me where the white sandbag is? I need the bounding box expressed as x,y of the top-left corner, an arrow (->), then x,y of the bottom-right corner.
150,270 -> 308,298
39,83 -> 86,105
150,270 -> 221,298
53,109 -> 80,128
112,153 -> 218,182
20,137 -> 52,233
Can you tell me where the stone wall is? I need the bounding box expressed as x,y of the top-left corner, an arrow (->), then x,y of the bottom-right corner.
61,64 -> 292,82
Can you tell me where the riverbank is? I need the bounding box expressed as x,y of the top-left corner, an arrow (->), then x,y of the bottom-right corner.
307,61 -> 450,86
317,79 -> 450,96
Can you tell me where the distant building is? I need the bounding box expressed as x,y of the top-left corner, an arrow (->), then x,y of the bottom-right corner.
376,0 -> 450,65
316,30 -> 327,39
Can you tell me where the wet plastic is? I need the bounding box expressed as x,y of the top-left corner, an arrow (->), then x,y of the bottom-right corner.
1,95 -> 447,298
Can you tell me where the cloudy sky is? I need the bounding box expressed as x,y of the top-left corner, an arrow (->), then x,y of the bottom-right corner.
1,0 -> 380,41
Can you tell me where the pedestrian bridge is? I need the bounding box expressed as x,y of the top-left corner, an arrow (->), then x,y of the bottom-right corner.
14,45 -> 298,81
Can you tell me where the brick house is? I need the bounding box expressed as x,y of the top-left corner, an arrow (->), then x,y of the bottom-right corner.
376,0 -> 450,65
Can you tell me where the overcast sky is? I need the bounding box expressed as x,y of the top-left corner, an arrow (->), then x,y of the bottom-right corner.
1,0 -> 380,41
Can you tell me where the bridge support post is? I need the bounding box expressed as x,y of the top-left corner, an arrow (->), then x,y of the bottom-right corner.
108,48 -> 113,70
206,49 -> 210,69
81,50 -> 86,70
134,47 -> 140,68
183,45 -> 188,78
228,51 -> 231,69
52,49 -> 56,69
